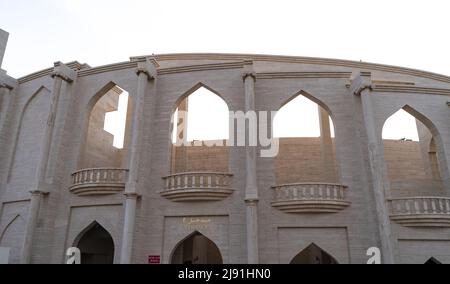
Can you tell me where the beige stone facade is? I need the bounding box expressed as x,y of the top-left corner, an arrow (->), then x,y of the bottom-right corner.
1,42 -> 450,263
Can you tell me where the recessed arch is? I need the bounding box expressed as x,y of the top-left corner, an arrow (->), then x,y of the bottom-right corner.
7,86 -> 51,183
170,231 -> 223,264
289,243 -> 339,264
0,214 -> 23,242
73,221 -> 115,264
0,214 -> 26,264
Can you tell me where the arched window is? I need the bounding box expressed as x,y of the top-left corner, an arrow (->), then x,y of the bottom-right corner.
273,94 -> 337,184
170,85 -> 229,173
382,107 -> 445,196
79,83 -> 132,169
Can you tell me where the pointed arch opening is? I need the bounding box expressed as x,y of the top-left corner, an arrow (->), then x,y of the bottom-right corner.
170,84 -> 229,173
73,221 -> 114,264
79,82 -> 133,169
289,243 -> 338,264
382,106 -> 447,197
170,231 -> 223,264
273,92 -> 338,184
424,257 -> 442,264
0,214 -> 25,264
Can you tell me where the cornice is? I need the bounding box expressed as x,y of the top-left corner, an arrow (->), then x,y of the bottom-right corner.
18,61 -> 88,84
257,72 -> 352,79
78,61 -> 138,77
15,53 -> 450,87
372,85 -> 450,96
131,53 -> 450,84
157,61 -> 244,75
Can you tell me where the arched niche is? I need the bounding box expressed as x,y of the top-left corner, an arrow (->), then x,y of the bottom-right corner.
8,86 -> 51,186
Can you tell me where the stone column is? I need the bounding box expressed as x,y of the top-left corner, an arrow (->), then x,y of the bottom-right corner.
0,73 -> 18,183
20,190 -> 47,264
318,106 -> 336,182
0,83 -> 13,132
351,72 -> 395,264
243,60 -> 259,264
120,192 -> 139,263
21,62 -> 75,264
173,98 -> 189,172
120,59 -> 157,264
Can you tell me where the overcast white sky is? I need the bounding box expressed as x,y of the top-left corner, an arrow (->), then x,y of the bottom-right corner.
0,0 -> 442,144
1,0 -> 450,78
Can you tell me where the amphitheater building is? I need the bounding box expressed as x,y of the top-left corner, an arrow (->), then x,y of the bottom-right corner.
1,29 -> 450,264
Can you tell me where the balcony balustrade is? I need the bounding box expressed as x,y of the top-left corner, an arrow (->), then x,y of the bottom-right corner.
70,168 -> 129,196
271,183 -> 350,213
160,172 -> 234,201
388,197 -> 450,227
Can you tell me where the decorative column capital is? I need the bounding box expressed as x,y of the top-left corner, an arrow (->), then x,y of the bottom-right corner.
29,190 -> 49,196
50,62 -> 76,83
0,70 -> 18,90
136,59 -> 157,80
242,59 -> 256,82
349,71 -> 372,96
0,83 -> 13,90
124,192 -> 141,199
245,198 -> 259,205
243,72 -> 256,81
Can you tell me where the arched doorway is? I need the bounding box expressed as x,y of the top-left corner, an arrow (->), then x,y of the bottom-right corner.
171,232 -> 223,264
425,257 -> 442,264
290,243 -> 338,264
74,222 -> 115,264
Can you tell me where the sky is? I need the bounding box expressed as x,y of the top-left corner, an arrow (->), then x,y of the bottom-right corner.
1,0 -> 445,144
1,0 -> 450,78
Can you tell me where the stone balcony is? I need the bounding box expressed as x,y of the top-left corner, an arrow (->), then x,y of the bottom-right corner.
70,168 -> 129,196
271,183 -> 351,213
388,197 -> 450,227
160,172 -> 234,201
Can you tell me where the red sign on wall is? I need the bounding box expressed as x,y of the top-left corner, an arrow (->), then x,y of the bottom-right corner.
148,255 -> 161,264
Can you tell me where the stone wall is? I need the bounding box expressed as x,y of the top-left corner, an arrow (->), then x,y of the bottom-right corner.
171,140 -> 229,173
275,137 -> 337,184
